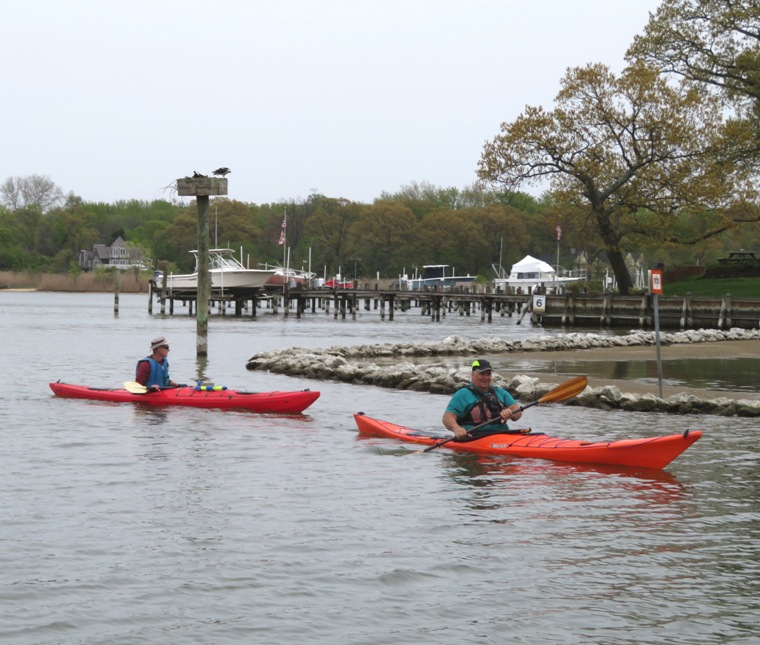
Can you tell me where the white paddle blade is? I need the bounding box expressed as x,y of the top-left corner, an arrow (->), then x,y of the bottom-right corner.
124,381 -> 148,394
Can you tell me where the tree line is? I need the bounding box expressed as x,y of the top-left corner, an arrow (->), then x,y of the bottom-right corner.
0,177 -> 753,286
2,1 -> 758,293
0,180 -> 554,280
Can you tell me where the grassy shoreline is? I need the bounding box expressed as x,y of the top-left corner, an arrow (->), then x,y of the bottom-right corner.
0,270 -> 150,293
662,276 -> 759,298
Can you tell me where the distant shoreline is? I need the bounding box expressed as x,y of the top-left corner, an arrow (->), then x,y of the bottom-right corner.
0,271 -> 149,293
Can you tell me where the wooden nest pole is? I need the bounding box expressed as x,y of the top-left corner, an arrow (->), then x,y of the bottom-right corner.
176,176 -> 229,357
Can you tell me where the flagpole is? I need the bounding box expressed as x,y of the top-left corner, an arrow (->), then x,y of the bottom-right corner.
555,224 -> 561,289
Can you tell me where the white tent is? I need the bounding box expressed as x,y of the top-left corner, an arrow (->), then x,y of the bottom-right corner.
509,255 -> 555,280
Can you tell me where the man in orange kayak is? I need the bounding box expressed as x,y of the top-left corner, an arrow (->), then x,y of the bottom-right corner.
442,359 -> 523,440
135,336 -> 178,391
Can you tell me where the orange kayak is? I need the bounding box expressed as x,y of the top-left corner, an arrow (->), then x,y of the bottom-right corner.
354,413 -> 701,470
50,381 -> 319,414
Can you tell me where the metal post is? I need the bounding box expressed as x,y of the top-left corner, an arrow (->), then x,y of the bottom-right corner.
653,293 -> 663,398
113,268 -> 120,315
650,266 -> 664,398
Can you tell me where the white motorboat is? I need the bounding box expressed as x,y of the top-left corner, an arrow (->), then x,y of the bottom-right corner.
153,249 -> 276,291
493,255 -> 585,293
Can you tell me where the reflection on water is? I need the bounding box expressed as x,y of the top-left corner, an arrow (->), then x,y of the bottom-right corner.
442,451 -> 687,492
195,354 -> 210,385
510,357 -> 760,392
132,405 -> 171,426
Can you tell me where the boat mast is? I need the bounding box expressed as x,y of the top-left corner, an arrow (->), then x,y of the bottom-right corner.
282,208 -> 287,269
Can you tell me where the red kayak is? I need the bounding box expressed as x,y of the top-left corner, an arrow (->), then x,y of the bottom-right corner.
50,381 -> 320,414
354,413 -> 701,470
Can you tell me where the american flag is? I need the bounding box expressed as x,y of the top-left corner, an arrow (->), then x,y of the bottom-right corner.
556,224 -> 562,242
278,214 -> 286,245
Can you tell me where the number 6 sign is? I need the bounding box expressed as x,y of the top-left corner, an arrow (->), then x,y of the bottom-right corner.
533,294 -> 545,313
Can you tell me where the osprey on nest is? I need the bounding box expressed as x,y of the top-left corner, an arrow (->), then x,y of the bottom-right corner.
212,167 -> 231,177
192,171 -> 207,178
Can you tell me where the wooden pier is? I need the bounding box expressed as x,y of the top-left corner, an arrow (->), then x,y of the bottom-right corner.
536,292 -> 760,331
147,283 -> 760,330
148,283 -> 527,322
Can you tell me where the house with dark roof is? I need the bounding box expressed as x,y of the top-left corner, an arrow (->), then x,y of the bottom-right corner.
77,236 -> 149,271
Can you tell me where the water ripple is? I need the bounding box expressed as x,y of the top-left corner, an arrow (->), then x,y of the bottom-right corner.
1,293 -> 758,644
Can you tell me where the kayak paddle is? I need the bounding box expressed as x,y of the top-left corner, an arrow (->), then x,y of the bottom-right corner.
416,375 -> 588,454
124,381 -> 150,394
124,381 -> 205,394
123,381 -> 184,394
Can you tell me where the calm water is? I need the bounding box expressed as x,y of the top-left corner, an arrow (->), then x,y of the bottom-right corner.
1,292 -> 758,644
508,357 -> 760,393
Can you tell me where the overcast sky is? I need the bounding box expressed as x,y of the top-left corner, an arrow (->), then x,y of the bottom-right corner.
3,0 -> 662,206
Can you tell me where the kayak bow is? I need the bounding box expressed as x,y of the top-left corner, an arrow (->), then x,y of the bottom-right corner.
354,413 -> 701,470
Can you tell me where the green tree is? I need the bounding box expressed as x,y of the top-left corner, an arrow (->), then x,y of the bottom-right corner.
0,206 -> 25,269
478,62 -> 755,294
379,181 -> 465,218
44,207 -> 100,260
488,190 -> 546,216
154,210 -> 199,271
628,0 -> 760,179
349,201 -> 416,276
304,198 -> 361,273
627,1 -> 760,117
471,205 -> 533,273
414,208 -> 528,276
411,209 -> 479,273
12,206 -> 45,254
207,198 -> 262,251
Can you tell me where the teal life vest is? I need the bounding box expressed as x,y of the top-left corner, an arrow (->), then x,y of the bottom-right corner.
136,357 -> 170,388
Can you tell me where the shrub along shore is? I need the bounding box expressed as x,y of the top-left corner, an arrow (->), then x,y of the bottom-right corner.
246,328 -> 760,417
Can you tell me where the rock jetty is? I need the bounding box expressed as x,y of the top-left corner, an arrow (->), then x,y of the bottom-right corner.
246,328 -> 760,417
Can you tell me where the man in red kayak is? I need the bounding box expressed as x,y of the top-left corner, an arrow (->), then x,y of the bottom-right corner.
135,336 -> 178,391
442,359 -> 523,440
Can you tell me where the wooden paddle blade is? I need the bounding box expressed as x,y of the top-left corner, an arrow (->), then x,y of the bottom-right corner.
537,376 -> 587,404
124,381 -> 149,394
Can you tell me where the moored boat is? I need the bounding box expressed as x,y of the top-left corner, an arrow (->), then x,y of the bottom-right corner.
50,382 -> 320,413
492,255 -> 585,294
354,413 -> 701,470
153,249 -> 276,291
400,265 -> 476,290
261,265 -> 316,289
